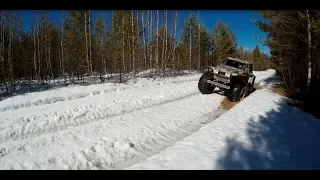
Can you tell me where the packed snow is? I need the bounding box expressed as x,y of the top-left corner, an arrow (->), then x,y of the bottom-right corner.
1,68 -> 318,170
0,72 -> 225,169
253,69 -> 280,86
128,89 -> 320,170
0,73 -> 200,112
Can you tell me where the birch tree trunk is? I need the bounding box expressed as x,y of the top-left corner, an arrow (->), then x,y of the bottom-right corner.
306,9 -> 312,92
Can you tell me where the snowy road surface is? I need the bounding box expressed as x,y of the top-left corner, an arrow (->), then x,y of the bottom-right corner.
2,69 -> 317,170
128,89 -> 320,170
0,73 -> 225,169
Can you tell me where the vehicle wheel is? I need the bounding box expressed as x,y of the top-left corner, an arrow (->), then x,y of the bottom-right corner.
240,85 -> 248,99
227,83 -> 245,102
198,73 -> 215,94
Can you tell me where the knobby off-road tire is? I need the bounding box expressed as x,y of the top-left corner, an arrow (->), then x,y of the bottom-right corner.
227,83 -> 248,102
198,72 -> 216,94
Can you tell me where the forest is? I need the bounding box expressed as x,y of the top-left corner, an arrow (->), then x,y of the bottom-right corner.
4,10 -> 320,117
0,10 -> 269,89
253,10 -> 320,117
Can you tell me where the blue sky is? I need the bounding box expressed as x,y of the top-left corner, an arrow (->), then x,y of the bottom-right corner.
20,10 -> 269,54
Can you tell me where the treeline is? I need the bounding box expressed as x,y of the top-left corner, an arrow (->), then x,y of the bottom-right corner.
0,10 -> 269,92
253,10 -> 320,116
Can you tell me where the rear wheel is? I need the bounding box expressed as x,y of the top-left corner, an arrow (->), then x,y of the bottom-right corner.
198,72 -> 216,94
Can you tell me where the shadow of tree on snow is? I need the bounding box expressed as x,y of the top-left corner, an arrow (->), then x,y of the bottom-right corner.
216,98 -> 320,170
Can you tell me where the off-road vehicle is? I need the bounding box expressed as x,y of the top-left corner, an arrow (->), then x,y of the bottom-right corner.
198,57 -> 256,102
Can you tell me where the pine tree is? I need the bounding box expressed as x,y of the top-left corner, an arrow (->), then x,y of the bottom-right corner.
212,20 -> 237,65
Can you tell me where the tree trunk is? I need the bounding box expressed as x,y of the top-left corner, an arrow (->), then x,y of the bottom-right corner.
101,15 -> 106,75
44,21 -> 49,80
189,22 -> 192,72
142,11 -> 147,70
198,23 -> 201,71
0,11 -> 4,79
61,11 -> 64,76
89,10 -> 93,80
36,12 -> 41,81
146,10 -> 150,70
156,10 -> 159,76
48,31 -> 53,79
306,10 -> 312,92
161,12 -> 165,72
173,11 -> 178,71
150,11 -> 153,71
122,13 -> 125,76
164,10 -> 168,75
131,10 -> 136,82
8,11 -> 13,91
84,11 -> 90,80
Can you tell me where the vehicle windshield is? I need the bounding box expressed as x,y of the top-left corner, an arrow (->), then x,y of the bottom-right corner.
222,59 -> 246,70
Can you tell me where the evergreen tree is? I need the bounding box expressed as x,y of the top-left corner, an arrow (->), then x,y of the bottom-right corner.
212,20 -> 237,65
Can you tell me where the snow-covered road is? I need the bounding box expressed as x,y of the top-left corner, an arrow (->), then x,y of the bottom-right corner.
0,73 -> 226,169
3,69 -> 313,170
128,91 -> 320,170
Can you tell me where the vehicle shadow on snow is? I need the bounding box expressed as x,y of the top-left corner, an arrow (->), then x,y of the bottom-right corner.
215,98 -> 320,170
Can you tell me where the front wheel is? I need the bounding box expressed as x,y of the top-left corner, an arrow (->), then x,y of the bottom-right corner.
198,73 -> 215,94
227,83 -> 247,102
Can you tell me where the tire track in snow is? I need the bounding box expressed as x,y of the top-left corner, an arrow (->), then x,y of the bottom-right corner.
0,93 -> 226,169
112,109 -> 227,169
0,75 -> 201,113
0,82 -> 201,145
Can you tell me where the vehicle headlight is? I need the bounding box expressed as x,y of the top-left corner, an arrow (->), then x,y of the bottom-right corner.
225,73 -> 231,77
213,69 -> 218,74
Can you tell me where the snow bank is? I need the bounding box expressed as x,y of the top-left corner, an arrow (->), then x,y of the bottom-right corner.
128,89 -> 320,170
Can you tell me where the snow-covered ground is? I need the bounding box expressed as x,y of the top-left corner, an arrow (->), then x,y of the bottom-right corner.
253,69 -> 280,86
128,89 -> 320,170
0,71 -> 225,169
0,73 -> 200,112
2,69 -> 318,170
